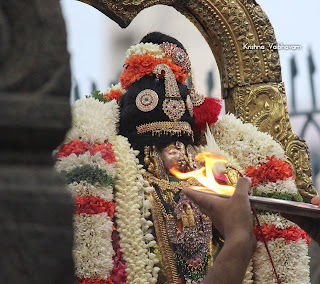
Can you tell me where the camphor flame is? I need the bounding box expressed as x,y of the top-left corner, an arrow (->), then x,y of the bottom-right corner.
170,152 -> 235,195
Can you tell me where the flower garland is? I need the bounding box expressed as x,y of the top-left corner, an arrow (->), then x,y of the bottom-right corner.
56,90 -> 310,283
68,182 -> 113,202
253,224 -> 311,244
73,213 -> 114,281
253,239 -> 310,283
125,42 -> 165,60
208,114 -> 310,283
104,83 -> 125,103
55,97 -> 121,284
253,177 -> 299,196
75,195 -> 115,216
111,229 -> 128,284
245,155 -> 294,186
211,114 -> 286,171
65,97 -> 119,145
55,151 -> 116,177
120,55 -> 187,90
111,135 -> 159,284
57,140 -> 116,164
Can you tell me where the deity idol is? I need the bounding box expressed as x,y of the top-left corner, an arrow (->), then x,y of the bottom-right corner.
55,32 -> 311,284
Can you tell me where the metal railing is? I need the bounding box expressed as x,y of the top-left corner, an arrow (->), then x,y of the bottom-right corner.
289,48 -> 319,182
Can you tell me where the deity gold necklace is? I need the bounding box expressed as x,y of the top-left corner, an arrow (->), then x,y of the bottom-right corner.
143,172 -> 213,284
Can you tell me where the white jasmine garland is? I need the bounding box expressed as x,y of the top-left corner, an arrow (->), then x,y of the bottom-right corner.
112,135 -> 158,284
125,43 -> 166,60
242,259 -> 254,284
68,181 -> 113,202
255,212 -> 297,229
65,97 -> 119,145
254,177 -> 298,195
55,151 -> 116,178
211,114 -> 286,168
73,213 -> 114,280
252,239 -> 310,284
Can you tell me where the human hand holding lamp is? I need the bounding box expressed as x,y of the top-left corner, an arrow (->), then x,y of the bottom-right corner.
182,177 -> 256,284
174,153 -> 320,283
171,151 -> 320,218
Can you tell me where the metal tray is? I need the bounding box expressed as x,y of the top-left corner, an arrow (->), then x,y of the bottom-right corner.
190,187 -> 320,218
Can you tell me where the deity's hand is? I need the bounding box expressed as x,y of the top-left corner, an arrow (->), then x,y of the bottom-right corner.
182,177 -> 256,246
282,196 -> 320,246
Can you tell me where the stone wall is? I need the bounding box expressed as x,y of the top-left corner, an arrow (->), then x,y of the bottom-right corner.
0,1 -> 74,282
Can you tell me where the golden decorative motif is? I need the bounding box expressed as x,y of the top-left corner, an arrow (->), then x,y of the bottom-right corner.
79,0 -> 316,200
79,0 -> 281,88
149,192 -> 179,283
143,171 -> 200,193
286,137 -> 317,202
225,167 -> 240,187
226,82 -> 317,201
146,174 -> 214,283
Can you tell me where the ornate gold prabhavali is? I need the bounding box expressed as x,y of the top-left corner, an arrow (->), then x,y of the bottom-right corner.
79,0 -> 317,202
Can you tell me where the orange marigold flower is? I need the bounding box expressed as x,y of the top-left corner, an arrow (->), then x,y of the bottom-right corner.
119,55 -> 188,90
103,89 -> 123,103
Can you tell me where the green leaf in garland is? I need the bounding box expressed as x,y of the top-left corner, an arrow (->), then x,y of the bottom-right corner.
252,188 -> 303,202
62,164 -> 115,187
86,90 -> 111,103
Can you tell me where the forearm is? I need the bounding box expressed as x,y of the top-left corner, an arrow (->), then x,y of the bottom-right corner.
204,233 -> 256,284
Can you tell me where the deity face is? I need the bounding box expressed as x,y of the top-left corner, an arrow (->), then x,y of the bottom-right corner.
160,141 -> 188,174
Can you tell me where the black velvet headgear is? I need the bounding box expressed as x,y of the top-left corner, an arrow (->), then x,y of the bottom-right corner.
119,32 -> 195,162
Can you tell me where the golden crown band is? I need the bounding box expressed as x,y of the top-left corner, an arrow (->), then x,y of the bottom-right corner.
136,121 -> 194,138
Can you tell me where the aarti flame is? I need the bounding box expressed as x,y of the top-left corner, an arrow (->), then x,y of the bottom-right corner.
170,152 -> 235,195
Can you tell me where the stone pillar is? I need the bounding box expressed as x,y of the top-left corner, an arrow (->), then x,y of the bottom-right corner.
0,1 -> 74,283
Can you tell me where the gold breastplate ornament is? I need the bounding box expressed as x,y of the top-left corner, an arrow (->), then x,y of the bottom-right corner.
144,173 -> 213,284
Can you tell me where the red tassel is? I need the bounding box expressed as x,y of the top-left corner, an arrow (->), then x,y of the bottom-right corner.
192,97 -> 222,132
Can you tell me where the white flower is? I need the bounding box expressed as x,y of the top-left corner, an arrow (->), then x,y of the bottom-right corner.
125,43 -> 166,60
55,151 -> 116,177
255,212 -> 297,229
65,97 -> 119,144
211,114 -> 286,168
73,213 -> 114,280
255,178 -> 298,196
112,135 -> 158,283
253,239 -> 310,283
68,181 -> 113,202
105,82 -> 125,94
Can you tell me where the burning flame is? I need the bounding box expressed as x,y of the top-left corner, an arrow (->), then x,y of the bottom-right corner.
170,152 -> 235,195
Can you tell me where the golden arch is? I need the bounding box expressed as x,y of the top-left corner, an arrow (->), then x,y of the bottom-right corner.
79,0 -> 317,201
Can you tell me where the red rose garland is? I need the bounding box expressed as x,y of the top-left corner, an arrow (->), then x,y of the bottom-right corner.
57,140 -> 116,164
75,196 -> 115,217
245,155 -> 294,186
57,140 -> 90,159
253,224 -> 311,244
